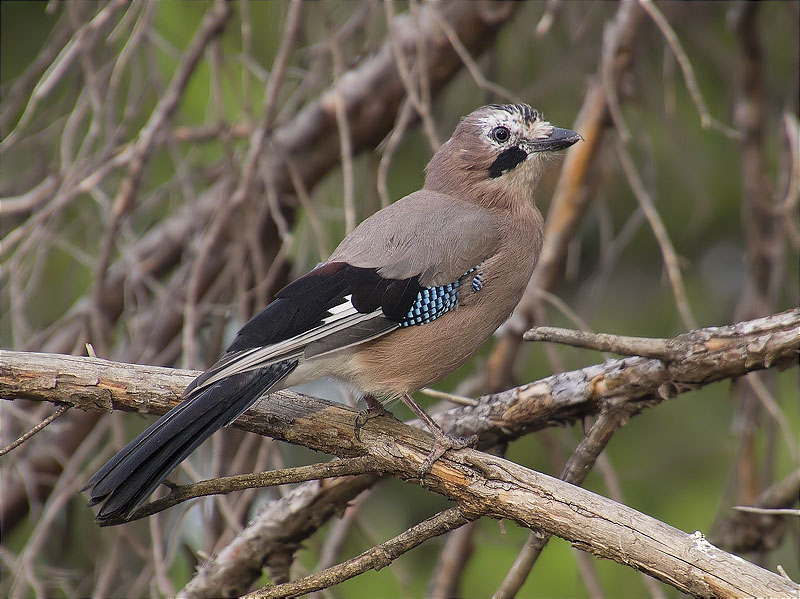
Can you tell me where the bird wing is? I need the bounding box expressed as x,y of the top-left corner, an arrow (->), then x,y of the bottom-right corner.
186,191 -> 499,397
329,190 -> 500,287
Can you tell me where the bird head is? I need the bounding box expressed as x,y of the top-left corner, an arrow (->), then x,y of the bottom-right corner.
425,103 -> 581,209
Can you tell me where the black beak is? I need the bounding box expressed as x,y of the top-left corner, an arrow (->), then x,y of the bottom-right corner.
529,127 -> 583,152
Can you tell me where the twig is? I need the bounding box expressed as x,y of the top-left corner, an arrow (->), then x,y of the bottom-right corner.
0,176 -> 58,216
382,0 -> 440,150
535,0 -> 561,37
0,0 -> 129,150
594,452 -> 669,598
524,325 -> 674,358
93,0 -> 233,350
728,0 -> 786,537
277,142 -> 330,260
0,405 -> 69,457
427,521 -> 477,599
325,11 -> 357,234
745,372 -> 799,463
777,112 -> 800,214
731,506 -> 800,517
182,0 -> 301,367
639,0 -> 740,139
9,417 -> 113,597
244,508 -> 475,599
419,387 -> 479,407
711,468 -> 800,554
427,7 -> 520,104
180,475 -> 381,598
100,457 -> 378,525
615,138 -> 698,329
149,512 -> 176,597
313,490 -> 372,573
377,99 -> 416,208
487,0 -> 644,391
601,3 -> 633,144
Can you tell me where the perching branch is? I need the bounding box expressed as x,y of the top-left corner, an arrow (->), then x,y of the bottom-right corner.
4,309 -> 797,458
2,309 -> 798,597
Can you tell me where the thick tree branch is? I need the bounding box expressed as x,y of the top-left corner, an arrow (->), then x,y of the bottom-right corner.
4,309 -> 797,455
2,309 -> 798,597
494,405 -> 639,598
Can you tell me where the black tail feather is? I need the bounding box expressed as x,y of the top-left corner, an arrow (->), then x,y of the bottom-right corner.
84,360 -> 297,524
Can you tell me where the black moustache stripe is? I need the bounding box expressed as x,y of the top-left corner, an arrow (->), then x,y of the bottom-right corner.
488,147 -> 527,179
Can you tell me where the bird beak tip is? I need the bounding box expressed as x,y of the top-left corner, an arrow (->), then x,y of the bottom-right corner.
538,127 -> 582,152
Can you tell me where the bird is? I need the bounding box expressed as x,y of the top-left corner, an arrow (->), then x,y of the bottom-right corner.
84,103 -> 581,524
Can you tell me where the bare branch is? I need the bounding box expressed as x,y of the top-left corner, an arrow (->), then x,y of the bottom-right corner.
615,138 -> 697,329
244,507 -> 474,599
639,0 -> 740,139
2,309 -> 798,597
494,405 -> 638,598
0,405 -> 68,457
524,325 -> 680,357
92,1 -> 234,346
116,456 -> 378,524
712,468 -> 800,554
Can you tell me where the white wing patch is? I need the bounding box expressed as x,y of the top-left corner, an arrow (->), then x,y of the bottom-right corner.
188,297 -> 386,395
322,294 -> 357,324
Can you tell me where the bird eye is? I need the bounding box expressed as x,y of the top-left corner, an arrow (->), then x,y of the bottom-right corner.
491,126 -> 510,143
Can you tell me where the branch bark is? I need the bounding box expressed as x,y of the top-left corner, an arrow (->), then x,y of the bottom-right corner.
2,309 -> 798,597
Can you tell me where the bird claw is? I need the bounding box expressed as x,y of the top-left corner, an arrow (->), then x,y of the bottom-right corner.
418,432 -> 478,478
353,400 -> 393,442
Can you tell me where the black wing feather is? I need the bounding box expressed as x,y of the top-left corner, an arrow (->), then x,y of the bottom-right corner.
228,262 -> 419,353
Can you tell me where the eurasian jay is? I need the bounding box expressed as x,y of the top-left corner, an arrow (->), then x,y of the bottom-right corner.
85,103 -> 581,523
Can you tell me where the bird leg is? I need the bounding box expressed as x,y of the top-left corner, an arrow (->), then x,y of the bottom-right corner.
400,393 -> 477,477
354,394 -> 394,441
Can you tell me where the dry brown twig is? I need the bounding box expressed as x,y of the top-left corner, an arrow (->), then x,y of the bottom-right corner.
382,0 -> 441,150
245,507 -> 475,599
494,405 -> 639,598
324,7 -> 357,234
0,405 -> 68,457
487,0 -> 644,391
614,139 -> 698,329
114,457 -> 378,524
639,0 -> 741,140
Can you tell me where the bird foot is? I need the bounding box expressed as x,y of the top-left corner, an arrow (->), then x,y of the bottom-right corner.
418,430 -> 478,478
353,395 -> 394,442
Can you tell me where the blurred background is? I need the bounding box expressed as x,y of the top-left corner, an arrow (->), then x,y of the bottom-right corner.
1,1 -> 798,597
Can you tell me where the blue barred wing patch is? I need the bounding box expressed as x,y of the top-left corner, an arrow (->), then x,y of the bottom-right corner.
398,267 -> 482,327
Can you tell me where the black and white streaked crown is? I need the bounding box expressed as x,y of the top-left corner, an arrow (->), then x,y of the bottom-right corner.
487,103 -> 540,125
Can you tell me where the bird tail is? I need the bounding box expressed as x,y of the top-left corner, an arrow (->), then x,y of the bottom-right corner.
84,360 -> 298,525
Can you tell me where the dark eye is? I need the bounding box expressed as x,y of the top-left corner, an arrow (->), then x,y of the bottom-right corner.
491,126 -> 510,143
